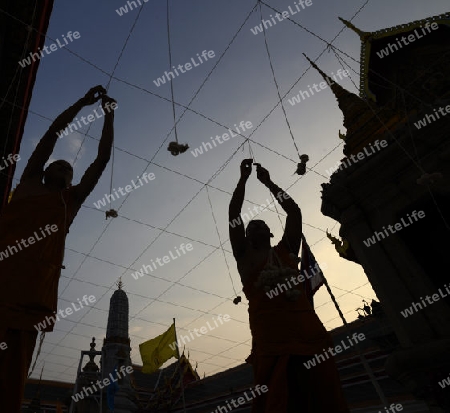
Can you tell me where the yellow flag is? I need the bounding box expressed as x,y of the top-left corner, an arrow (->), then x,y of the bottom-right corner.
139,323 -> 178,374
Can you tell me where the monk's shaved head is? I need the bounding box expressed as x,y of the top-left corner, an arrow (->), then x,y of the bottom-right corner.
44,159 -> 73,188
246,219 -> 274,239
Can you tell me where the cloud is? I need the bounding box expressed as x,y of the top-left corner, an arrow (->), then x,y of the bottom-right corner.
67,134 -> 86,161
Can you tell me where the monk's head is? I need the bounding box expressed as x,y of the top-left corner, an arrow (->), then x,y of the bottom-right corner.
246,220 -> 274,248
44,160 -> 73,189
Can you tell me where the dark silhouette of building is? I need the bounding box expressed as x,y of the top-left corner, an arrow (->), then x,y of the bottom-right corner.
320,11 -> 450,412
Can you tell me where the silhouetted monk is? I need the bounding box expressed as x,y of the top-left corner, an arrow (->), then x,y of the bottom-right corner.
229,159 -> 349,412
0,85 -> 115,412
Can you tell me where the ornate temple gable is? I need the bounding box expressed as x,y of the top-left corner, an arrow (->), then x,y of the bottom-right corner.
340,13 -> 450,106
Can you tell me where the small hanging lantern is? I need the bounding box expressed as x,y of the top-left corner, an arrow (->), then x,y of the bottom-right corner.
167,141 -> 189,156
105,209 -> 118,219
294,154 -> 309,175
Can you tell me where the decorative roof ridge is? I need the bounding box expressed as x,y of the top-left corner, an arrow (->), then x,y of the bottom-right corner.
370,12 -> 450,40
349,12 -> 450,99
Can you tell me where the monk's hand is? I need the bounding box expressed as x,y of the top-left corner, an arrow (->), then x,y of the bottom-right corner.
240,159 -> 253,180
82,85 -> 106,105
255,163 -> 271,185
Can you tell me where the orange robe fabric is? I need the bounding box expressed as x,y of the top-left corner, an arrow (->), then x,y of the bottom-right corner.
243,240 -> 349,413
0,187 -> 78,412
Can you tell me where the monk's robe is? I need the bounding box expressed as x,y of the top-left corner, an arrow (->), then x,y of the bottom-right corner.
243,240 -> 349,413
0,187 -> 78,412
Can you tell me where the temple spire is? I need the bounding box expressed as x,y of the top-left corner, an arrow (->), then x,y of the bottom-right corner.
303,54 -> 350,98
303,54 -> 372,132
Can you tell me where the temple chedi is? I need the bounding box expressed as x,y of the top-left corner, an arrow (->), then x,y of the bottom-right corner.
70,281 -> 137,412
319,12 -> 450,412
102,280 -> 137,412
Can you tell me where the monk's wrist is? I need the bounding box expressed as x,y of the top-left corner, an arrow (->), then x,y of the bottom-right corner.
238,176 -> 248,185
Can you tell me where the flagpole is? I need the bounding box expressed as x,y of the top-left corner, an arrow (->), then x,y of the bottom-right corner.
319,266 -> 388,406
301,235 -> 388,406
173,318 -> 187,413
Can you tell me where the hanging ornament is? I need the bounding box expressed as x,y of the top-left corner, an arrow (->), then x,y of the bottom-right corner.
416,172 -> 442,186
294,154 -> 309,175
255,250 -> 301,302
167,141 -> 189,156
105,209 -> 118,219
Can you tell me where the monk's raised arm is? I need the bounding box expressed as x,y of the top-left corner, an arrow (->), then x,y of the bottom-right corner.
229,159 -> 252,259
21,85 -> 106,182
255,164 -> 302,254
73,96 -> 115,205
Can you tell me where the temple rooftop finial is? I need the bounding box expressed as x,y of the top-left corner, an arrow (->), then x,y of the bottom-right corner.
303,53 -> 377,145
338,17 -> 370,40
302,53 -> 351,99
117,277 -> 123,290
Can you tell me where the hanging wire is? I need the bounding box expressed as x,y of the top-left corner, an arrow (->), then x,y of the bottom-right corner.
166,0 -> 179,144
257,1 -> 301,160
205,186 -> 238,297
71,2 -> 146,213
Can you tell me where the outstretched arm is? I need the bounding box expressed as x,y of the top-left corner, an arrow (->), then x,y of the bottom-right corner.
255,164 -> 302,254
20,85 -> 106,182
229,159 -> 252,259
72,95 -> 116,205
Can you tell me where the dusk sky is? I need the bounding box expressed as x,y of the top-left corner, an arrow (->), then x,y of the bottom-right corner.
12,0 -> 449,383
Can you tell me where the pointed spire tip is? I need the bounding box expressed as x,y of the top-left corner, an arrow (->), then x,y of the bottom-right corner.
338,17 -> 368,39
